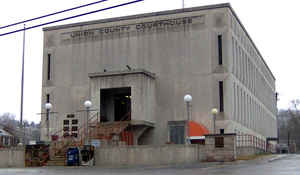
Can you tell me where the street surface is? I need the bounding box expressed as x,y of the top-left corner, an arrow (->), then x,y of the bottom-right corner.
0,154 -> 299,175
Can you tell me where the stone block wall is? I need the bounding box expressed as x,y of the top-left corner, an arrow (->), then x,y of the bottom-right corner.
204,134 -> 236,162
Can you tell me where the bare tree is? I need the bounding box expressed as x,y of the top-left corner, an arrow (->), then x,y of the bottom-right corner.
278,100 -> 300,151
0,113 -> 18,129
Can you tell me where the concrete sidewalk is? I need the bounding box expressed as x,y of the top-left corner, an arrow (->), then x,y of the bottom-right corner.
267,154 -> 291,162
0,154 -> 294,175
235,154 -> 291,164
87,154 -> 291,170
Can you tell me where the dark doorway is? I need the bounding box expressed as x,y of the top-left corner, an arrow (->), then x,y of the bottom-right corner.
114,93 -> 131,121
100,87 -> 131,122
169,125 -> 185,144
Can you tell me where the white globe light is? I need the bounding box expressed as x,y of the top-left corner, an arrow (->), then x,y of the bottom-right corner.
45,103 -> 52,110
84,100 -> 92,108
184,94 -> 192,103
211,108 -> 218,115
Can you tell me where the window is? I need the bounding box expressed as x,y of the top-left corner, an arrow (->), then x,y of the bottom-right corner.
67,114 -> 75,118
46,94 -> 50,121
72,126 -> 78,131
63,132 -> 70,138
63,127 -> 69,131
4,136 -> 8,146
219,81 -> 224,112
63,120 -> 69,125
47,53 -> 51,80
215,137 -> 224,148
71,133 -> 78,138
72,119 -> 78,125
46,94 -> 50,103
218,35 -> 223,65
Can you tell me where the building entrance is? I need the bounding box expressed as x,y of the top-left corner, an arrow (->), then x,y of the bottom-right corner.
89,70 -> 155,145
100,87 -> 131,122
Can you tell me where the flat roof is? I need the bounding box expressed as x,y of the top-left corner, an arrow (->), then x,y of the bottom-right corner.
43,3 -> 230,31
43,3 -> 275,81
88,69 -> 156,79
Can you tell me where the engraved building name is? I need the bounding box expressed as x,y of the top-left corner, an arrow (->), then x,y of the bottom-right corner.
61,15 -> 204,41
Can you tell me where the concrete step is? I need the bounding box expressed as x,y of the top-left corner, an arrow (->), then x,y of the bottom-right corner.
46,155 -> 66,166
46,160 -> 65,166
51,156 -> 65,160
51,158 -> 65,161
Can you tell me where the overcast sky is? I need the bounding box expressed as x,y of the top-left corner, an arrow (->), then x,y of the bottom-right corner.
0,0 -> 298,123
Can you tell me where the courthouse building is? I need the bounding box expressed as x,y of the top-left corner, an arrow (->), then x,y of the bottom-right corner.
41,3 -> 277,145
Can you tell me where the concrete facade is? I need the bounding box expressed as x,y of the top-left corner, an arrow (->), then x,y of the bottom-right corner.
41,3 -> 277,144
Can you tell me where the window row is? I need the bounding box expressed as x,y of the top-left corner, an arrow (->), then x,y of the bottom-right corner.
63,118 -> 79,138
63,132 -> 78,138
233,83 -> 276,137
232,38 -> 276,114
63,119 -> 78,125
63,126 -> 78,131
230,16 -> 274,89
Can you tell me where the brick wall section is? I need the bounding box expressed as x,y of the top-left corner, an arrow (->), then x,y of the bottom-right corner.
204,134 -> 236,162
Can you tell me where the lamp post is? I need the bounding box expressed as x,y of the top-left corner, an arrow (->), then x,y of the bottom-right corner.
44,103 -> 52,141
184,94 -> 192,144
84,100 -> 92,145
211,108 -> 218,134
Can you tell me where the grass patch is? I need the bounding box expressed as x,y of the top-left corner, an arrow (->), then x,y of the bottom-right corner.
237,154 -> 272,161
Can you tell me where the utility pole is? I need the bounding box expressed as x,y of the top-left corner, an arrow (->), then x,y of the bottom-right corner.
20,24 -> 26,144
182,0 -> 185,8
288,130 -> 290,147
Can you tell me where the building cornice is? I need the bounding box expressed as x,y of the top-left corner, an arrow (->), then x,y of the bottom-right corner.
43,3 -> 231,31
43,2 -> 275,81
88,69 -> 156,79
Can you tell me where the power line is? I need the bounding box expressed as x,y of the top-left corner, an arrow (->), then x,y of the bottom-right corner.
0,0 -> 144,37
0,0 -> 110,30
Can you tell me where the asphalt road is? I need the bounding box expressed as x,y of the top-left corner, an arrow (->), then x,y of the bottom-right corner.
0,154 -> 299,175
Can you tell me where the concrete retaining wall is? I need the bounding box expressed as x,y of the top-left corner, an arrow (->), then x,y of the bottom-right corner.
198,145 -> 207,161
94,134 -> 238,167
0,147 -> 25,168
95,144 -> 199,166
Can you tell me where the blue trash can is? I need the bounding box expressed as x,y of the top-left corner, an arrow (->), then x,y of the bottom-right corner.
67,147 -> 79,166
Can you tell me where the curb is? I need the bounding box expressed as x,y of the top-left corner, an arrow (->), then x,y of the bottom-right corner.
268,154 -> 290,163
